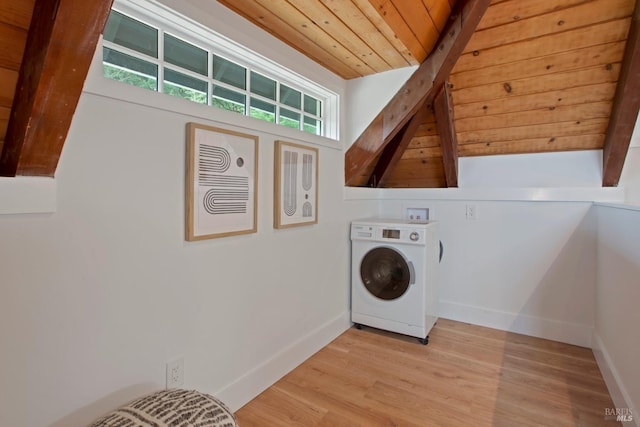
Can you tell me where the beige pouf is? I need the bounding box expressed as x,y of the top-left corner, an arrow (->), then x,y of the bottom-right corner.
90,389 -> 237,427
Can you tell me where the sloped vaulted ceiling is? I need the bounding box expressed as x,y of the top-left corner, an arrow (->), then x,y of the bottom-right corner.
220,0 -> 640,189
1,0 -> 638,186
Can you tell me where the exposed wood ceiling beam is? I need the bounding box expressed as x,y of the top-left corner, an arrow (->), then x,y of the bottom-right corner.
368,104 -> 430,188
602,0 -> 640,186
345,0 -> 491,186
0,0 -> 113,177
433,82 -> 458,187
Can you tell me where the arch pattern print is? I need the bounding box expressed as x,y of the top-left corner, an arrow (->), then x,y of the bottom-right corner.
186,123 -> 258,241
199,145 -> 231,173
302,154 -> 313,191
302,201 -> 313,217
283,150 -> 298,217
274,140 -> 318,229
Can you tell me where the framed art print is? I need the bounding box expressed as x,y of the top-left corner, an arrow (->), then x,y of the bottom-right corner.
186,123 -> 258,240
274,140 -> 318,228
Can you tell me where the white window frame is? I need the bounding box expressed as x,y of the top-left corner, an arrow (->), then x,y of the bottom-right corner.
105,0 -> 339,140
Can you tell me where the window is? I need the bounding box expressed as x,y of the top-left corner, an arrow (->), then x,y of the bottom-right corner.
101,2 -> 334,138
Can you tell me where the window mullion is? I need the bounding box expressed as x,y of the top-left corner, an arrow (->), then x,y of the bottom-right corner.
207,50 -> 212,106
102,3 -> 334,138
158,30 -> 165,93
245,67 -> 251,118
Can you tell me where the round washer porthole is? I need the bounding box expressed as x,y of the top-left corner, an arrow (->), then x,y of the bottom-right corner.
360,247 -> 411,300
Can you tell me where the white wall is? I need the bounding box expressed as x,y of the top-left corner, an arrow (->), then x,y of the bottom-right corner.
0,6 -> 377,427
620,117 -> 640,204
594,204 -> 640,426
460,150 -> 604,188
1,2 -> 637,425
621,147 -> 640,204
379,198 -> 598,346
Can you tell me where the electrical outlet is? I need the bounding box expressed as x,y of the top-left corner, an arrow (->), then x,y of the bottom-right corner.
466,204 -> 477,220
166,357 -> 184,389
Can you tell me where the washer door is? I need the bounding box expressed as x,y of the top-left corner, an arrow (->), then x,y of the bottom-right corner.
360,247 -> 414,301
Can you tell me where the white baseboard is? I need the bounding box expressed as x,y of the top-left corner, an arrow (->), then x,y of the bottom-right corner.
212,311 -> 351,412
439,300 -> 593,348
592,332 -> 639,426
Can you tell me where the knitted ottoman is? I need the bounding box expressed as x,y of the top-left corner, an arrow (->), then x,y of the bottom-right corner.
90,389 -> 237,427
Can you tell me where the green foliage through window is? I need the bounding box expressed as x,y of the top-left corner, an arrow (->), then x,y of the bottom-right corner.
102,8 -> 324,137
104,63 -> 157,91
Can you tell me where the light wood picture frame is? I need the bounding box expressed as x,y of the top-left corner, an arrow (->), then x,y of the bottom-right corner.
186,122 -> 258,240
274,140 -> 318,229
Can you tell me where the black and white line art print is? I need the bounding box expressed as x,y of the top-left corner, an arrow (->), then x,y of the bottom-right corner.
274,140 -> 318,229
283,150 -> 298,217
186,123 -> 258,240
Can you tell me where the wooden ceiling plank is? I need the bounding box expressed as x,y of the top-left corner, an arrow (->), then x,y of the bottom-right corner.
0,0 -> 113,177
319,0 -> 410,69
366,0 -> 429,61
408,135 -> 442,149
458,118 -> 609,144
465,0 -> 634,54
385,178 -> 447,188
459,134 -> 605,156
345,0 -> 491,186
389,158 -> 445,177
219,0 -> 359,79
386,157 -> 446,188
0,0 -> 35,30
602,0 -> 640,186
414,110 -> 438,137
452,63 -> 621,105
402,146 -> 443,159
455,101 -> 613,133
434,83 -> 458,187
454,18 -> 631,73
351,0 -> 418,65
477,0 -> 595,31
454,82 -> 617,119
368,104 -> 429,187
0,68 -> 18,108
391,0 -> 440,54
287,0 -> 391,73
261,0 -> 375,76
422,0 -> 453,33
0,22 -> 28,71
451,41 -> 626,90
0,105 -> 9,141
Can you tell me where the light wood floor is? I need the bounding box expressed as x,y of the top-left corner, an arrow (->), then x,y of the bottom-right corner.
235,319 -> 620,426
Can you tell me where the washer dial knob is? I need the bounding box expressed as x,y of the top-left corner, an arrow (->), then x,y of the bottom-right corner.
409,231 -> 420,241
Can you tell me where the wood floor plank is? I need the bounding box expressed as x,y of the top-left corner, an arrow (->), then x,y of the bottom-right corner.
236,320 -> 620,426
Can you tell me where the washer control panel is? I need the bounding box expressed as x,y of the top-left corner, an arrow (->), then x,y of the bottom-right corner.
351,223 -> 424,244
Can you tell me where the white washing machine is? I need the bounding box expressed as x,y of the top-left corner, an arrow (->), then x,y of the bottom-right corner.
351,219 -> 439,344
